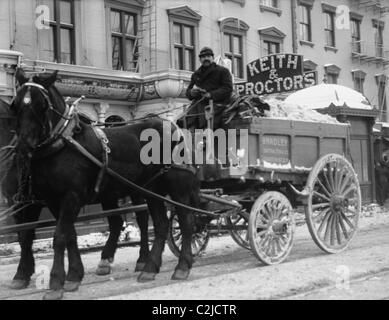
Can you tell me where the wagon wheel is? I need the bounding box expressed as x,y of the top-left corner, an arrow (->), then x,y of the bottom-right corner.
305,153 -> 361,254
167,207 -> 210,258
248,191 -> 295,265
226,210 -> 250,250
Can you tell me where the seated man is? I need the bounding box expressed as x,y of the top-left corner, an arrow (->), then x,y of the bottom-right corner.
182,47 -> 233,130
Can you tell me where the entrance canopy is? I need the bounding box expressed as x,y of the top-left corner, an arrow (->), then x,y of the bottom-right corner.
284,83 -> 373,110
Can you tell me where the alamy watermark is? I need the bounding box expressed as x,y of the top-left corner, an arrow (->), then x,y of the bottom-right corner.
139,122 -> 249,170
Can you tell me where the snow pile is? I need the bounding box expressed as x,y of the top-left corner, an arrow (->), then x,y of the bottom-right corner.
263,98 -> 340,124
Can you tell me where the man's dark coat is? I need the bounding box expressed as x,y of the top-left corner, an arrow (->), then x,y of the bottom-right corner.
184,62 -> 233,129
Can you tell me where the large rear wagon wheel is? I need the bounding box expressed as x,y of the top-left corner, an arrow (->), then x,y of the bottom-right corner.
248,191 -> 295,265
305,154 -> 361,254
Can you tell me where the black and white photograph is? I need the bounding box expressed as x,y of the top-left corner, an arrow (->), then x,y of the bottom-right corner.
0,0 -> 388,307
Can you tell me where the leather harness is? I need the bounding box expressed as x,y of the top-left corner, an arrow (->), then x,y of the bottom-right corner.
20,82 -> 196,198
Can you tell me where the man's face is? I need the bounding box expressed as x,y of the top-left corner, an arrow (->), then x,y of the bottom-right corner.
200,54 -> 214,67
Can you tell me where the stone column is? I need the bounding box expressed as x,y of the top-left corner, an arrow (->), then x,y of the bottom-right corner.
94,102 -> 110,124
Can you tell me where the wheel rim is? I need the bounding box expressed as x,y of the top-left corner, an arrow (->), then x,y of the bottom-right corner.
248,192 -> 295,265
306,154 -> 361,253
227,210 -> 250,250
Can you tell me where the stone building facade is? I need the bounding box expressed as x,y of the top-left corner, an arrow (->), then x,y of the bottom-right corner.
0,0 -> 388,122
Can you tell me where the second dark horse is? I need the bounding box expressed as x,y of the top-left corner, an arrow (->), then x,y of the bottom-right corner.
10,69 -> 200,300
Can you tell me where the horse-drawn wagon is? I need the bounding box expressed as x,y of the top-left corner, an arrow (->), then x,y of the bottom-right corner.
168,107 -> 361,265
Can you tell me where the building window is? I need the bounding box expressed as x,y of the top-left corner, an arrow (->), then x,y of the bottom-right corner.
173,23 -> 195,71
224,33 -> 243,78
258,27 -> 285,57
39,0 -> 75,64
351,18 -> 362,53
299,4 -> 312,42
377,75 -> 387,119
373,21 -> 384,58
324,64 -> 340,85
323,11 -> 335,47
352,70 -> 366,94
264,40 -> 280,55
110,8 -> 138,71
260,0 -> 278,8
167,6 -> 201,71
219,17 -> 249,79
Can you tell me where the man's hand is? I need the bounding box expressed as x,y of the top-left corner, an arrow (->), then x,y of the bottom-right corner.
190,88 -> 201,98
203,92 -> 212,99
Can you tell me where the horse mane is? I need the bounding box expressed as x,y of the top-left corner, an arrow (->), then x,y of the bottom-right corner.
47,84 -> 67,112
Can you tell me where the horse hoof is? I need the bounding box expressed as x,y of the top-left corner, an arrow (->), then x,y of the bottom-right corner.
171,269 -> 190,281
63,281 -> 81,292
137,272 -> 156,282
42,289 -> 64,300
134,262 -> 146,272
9,279 -> 30,290
96,259 -> 111,276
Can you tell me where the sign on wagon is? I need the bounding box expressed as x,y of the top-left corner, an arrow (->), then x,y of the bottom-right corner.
236,53 -> 317,95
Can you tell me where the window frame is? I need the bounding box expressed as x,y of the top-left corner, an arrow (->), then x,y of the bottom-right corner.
352,70 -> 366,94
167,6 -> 201,71
105,0 -> 143,72
219,17 -> 249,80
258,26 -> 285,57
324,64 -> 341,85
323,11 -> 335,48
299,3 -> 312,42
172,22 -> 196,71
373,19 -> 385,58
350,18 -> 362,53
40,0 -> 76,64
223,32 -> 244,78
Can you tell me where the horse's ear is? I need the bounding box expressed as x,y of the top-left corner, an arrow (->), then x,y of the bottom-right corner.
40,70 -> 58,88
15,68 -> 29,86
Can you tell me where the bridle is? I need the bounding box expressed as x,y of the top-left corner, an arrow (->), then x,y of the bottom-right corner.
16,82 -> 75,149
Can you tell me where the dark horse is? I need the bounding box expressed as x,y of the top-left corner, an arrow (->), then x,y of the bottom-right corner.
9,69 -> 199,300
1,94 -> 152,290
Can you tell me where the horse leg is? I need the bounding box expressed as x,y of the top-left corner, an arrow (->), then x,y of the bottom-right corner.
10,204 -> 42,289
137,198 -> 168,282
43,193 -> 83,300
133,196 -> 149,272
171,193 -> 197,281
96,199 -> 123,276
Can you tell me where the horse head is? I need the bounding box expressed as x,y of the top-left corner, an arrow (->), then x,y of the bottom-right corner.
12,68 -> 63,156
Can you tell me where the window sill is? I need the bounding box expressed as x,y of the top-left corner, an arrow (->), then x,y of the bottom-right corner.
324,45 -> 338,53
299,40 -> 315,48
259,5 -> 282,16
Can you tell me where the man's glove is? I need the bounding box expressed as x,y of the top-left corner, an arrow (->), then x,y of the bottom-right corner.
190,88 -> 202,98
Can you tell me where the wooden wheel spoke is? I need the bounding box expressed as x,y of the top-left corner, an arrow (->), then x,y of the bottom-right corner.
336,166 -> 347,192
341,185 -> 357,198
313,190 -> 331,202
312,202 -> 330,210
338,213 -> 349,239
314,207 -> 331,222
330,212 -> 336,246
320,169 -> 333,193
339,173 -> 353,194
335,214 -> 342,245
324,213 -> 334,243
317,209 -> 332,234
327,163 -> 336,193
316,178 -> 332,198
340,210 -> 355,230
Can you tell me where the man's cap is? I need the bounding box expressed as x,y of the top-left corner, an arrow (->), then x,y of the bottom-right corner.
199,47 -> 214,57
